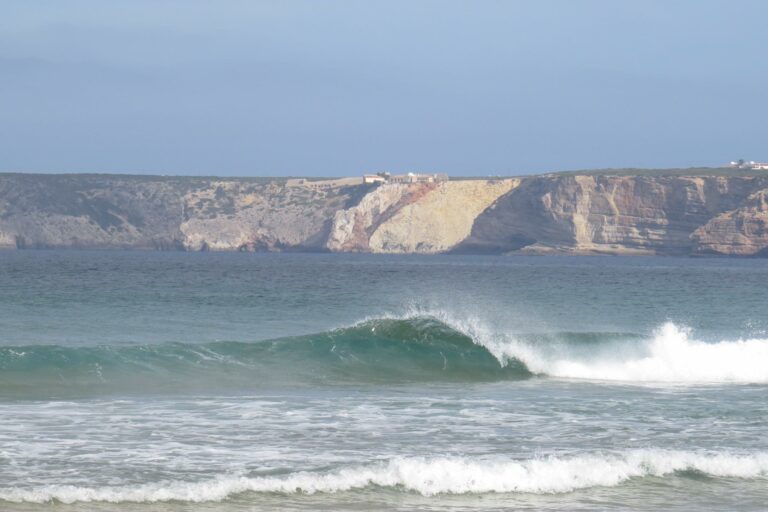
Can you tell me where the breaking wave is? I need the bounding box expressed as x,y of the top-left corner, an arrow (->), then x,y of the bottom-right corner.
0,316 -> 528,397
3,450 -> 767,503
429,312 -> 768,384
508,322 -> 768,383
1,313 -> 767,397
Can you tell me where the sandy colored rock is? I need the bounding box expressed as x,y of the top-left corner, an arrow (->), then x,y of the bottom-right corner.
3,172 -> 768,256
460,175 -> 768,255
179,180 -> 357,251
368,180 -> 519,253
326,183 -> 431,252
692,189 -> 768,256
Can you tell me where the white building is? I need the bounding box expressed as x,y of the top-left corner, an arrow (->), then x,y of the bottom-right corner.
388,172 -> 449,184
363,174 -> 387,184
728,160 -> 768,170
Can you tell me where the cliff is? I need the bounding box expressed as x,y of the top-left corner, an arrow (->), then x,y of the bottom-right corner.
459,174 -> 768,256
1,171 -> 767,256
0,174 -> 368,251
365,180 -> 519,253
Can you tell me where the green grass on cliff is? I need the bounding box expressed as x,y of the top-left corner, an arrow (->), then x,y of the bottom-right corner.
450,167 -> 768,179
546,167 -> 768,178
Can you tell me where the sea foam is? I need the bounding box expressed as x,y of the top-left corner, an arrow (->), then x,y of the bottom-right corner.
520,322 -> 768,383
3,450 -> 767,503
425,310 -> 768,384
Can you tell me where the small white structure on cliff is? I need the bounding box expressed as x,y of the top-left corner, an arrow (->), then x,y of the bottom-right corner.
729,159 -> 768,170
363,174 -> 387,184
388,172 -> 449,184
362,171 -> 449,185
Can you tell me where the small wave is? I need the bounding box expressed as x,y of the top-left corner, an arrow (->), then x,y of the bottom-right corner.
3,450 -> 767,503
0,317 -> 528,397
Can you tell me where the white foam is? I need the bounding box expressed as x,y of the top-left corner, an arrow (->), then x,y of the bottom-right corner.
414,310 -> 768,384
504,323 -> 768,383
3,450 -> 767,503
534,323 -> 768,383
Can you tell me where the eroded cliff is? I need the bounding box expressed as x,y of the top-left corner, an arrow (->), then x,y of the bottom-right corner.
692,189 -> 768,256
366,180 -> 519,253
459,175 -> 768,255
0,175 -> 367,251
2,171 -> 768,256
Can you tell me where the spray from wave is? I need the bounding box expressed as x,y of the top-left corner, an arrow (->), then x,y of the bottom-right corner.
511,322 -> 768,383
428,310 -> 768,384
3,450 -> 767,503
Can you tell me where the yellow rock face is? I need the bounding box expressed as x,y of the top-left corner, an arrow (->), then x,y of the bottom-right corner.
368,180 -> 519,253
692,189 -> 768,256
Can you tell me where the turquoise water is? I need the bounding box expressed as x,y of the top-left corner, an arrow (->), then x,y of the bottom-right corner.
1,252 -> 767,510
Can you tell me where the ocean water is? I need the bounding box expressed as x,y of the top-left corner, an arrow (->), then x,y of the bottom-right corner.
0,251 -> 767,511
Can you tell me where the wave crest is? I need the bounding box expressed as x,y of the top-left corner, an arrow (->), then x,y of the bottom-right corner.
0,317 -> 528,397
438,316 -> 768,384
2,314 -> 767,397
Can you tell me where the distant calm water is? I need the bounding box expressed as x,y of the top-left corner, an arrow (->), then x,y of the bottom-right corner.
1,251 -> 767,511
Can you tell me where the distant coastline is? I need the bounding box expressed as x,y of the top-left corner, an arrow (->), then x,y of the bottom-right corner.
1,167 -> 767,256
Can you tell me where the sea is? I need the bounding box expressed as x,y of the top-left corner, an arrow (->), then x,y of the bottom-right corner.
0,251 -> 766,511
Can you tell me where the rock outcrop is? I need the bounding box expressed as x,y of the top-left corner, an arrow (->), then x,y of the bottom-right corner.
0,174 -> 366,251
2,171 -> 768,256
367,180 -> 518,253
692,188 -> 768,256
179,179 -> 364,251
0,174 -> 187,250
325,183 -> 431,252
459,175 -> 768,255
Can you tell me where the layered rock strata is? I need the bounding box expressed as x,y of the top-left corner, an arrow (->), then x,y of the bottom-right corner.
2,172 -> 768,256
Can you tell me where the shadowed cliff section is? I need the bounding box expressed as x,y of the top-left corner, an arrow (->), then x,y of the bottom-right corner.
0,174 -> 190,250
0,174 -> 371,251
1,170 -> 768,256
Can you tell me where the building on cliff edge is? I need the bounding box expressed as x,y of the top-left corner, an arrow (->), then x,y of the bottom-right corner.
729,159 -> 768,170
362,172 -> 448,184
363,174 -> 387,184
387,172 -> 449,184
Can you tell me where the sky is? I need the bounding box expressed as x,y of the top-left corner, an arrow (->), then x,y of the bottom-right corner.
1,0 -> 767,177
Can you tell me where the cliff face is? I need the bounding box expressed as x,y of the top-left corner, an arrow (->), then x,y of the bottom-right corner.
0,175 -> 367,251
179,180 -> 365,251
325,180 -> 518,253
0,174 -> 187,250
366,180 -> 519,253
460,175 -> 768,255
325,183 -> 432,252
692,189 -> 768,256
2,172 -> 768,256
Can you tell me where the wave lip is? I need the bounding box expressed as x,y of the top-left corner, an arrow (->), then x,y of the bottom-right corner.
0,316 -> 529,397
411,310 -> 768,384
3,450 -> 767,503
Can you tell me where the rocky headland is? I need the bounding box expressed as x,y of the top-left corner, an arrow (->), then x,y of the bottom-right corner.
1,170 -> 767,256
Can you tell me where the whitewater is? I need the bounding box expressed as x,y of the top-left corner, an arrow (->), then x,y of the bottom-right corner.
4,450 -> 768,503
1,252 -> 767,511
2,316 -> 766,398
426,311 -> 768,384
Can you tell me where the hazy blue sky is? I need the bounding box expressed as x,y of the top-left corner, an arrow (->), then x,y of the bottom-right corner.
1,0 -> 766,176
